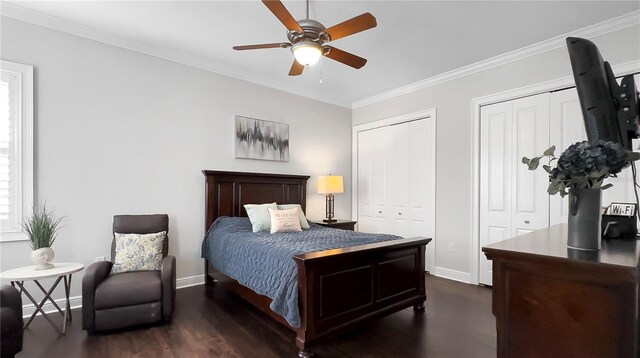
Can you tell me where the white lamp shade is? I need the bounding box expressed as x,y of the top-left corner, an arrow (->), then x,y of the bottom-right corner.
292,42 -> 322,67
317,176 -> 344,194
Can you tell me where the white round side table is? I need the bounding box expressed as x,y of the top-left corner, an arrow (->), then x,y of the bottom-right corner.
0,262 -> 84,334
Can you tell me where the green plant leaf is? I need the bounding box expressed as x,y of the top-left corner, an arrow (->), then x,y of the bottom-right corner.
543,145 -> 556,157
542,164 -> 552,174
527,157 -> 541,170
588,167 -> 610,178
522,157 -> 531,164
601,183 -> 613,190
559,186 -> 569,197
569,176 -> 588,185
22,204 -> 63,250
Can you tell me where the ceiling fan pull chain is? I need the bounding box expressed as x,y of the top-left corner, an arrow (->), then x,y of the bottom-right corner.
306,0 -> 310,20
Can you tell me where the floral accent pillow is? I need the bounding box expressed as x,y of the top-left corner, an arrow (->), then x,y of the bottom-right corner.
111,231 -> 166,274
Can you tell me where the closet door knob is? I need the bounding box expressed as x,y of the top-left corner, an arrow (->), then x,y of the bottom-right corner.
378,211 -> 382,214
524,220 -> 530,224
398,212 -> 402,215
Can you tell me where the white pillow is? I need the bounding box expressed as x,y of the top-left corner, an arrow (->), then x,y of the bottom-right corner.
277,204 -> 311,229
244,202 -> 278,232
268,207 -> 302,234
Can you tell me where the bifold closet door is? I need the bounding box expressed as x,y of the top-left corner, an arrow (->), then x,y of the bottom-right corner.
479,93 -> 551,285
357,118 -> 435,272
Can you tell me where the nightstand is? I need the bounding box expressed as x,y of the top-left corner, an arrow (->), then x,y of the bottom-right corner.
314,220 -> 357,231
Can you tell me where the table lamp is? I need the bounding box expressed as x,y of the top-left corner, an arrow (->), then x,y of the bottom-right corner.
317,175 -> 344,223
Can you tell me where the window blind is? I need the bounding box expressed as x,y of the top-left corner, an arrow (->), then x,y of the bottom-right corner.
0,70 -> 20,232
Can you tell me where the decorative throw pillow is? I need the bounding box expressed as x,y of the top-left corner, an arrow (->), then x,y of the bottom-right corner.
277,204 -> 311,229
268,207 -> 302,234
111,231 -> 166,274
244,202 -> 278,232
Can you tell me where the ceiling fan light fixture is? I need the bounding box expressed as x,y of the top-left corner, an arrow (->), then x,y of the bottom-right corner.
292,41 -> 322,67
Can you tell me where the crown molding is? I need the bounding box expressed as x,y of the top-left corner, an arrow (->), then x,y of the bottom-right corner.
0,2 -> 351,108
3,2 -> 638,111
352,10 -> 640,109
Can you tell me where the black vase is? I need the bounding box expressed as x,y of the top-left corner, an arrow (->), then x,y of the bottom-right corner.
567,188 -> 602,251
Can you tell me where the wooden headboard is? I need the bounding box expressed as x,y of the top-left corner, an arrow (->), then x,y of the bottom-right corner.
202,170 -> 310,230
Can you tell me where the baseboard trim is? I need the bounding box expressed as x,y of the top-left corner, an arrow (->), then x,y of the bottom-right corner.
433,266 -> 471,284
21,274 -> 206,318
176,274 -> 205,289
22,295 -> 83,319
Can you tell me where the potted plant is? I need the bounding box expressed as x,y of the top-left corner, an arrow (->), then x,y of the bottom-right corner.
523,140 -> 640,250
23,205 -> 63,270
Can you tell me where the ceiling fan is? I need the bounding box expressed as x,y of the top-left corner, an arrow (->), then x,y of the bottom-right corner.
233,0 -> 377,76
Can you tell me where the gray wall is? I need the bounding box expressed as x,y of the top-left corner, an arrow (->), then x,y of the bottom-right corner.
0,17 -> 352,301
353,24 -> 640,281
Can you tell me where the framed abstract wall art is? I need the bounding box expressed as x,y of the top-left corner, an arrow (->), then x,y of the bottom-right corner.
234,115 -> 289,162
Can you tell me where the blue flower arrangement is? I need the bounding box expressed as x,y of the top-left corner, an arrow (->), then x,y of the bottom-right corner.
522,140 -> 640,197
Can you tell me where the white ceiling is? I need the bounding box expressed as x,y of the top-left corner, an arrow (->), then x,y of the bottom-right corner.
3,1 -> 640,107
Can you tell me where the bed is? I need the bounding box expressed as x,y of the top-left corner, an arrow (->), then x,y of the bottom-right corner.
202,170 -> 431,357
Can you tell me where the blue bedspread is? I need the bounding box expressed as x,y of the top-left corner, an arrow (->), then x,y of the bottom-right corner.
201,217 -> 401,327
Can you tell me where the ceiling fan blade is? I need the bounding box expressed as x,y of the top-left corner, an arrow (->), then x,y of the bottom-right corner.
262,0 -> 303,33
233,43 -> 291,51
323,46 -> 367,69
288,60 -> 304,76
324,13 -> 377,41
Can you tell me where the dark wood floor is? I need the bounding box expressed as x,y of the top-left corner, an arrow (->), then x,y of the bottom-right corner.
18,275 -> 495,357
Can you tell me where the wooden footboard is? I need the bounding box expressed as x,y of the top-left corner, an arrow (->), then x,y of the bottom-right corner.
205,237 -> 431,355
293,237 -> 430,352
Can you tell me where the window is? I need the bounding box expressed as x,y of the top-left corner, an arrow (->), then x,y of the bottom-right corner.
0,60 -> 33,242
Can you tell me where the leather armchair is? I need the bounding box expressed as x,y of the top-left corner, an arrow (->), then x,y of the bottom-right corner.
1,284 -> 23,358
82,214 -> 176,333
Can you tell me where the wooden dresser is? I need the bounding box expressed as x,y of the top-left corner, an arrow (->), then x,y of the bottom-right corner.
483,224 -> 639,358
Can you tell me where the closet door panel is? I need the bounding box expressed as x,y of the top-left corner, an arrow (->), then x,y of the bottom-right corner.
389,123 -> 411,238
358,126 -> 389,234
369,126 -> 391,233
511,93 -> 550,237
409,119 -> 435,272
357,130 -> 375,232
479,101 -> 513,285
408,120 -> 429,234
